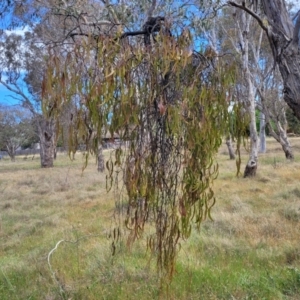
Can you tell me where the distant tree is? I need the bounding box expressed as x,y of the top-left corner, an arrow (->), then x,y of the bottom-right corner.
256,69 -> 294,159
0,0 -> 125,168
0,30 -> 59,167
0,105 -> 35,161
222,1 -> 294,164
218,4 -> 259,177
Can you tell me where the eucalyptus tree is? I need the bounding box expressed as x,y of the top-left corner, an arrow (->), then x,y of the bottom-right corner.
214,1 -> 294,174
0,0 -> 108,167
0,105 -> 35,161
228,1 -> 295,160
256,68 -> 294,159
215,4 -> 259,177
233,7 -> 295,160
228,0 -> 300,121
0,0 -> 65,167
0,27 -> 62,167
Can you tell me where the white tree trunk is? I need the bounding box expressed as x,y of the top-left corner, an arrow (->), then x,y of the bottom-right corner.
225,136 -> 236,160
267,119 -> 294,160
234,7 -> 259,177
244,81 -> 258,177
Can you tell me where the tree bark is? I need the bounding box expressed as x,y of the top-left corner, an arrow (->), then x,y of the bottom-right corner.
37,117 -> 55,168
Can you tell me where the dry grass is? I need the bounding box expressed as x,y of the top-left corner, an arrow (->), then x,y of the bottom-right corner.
0,138 -> 300,299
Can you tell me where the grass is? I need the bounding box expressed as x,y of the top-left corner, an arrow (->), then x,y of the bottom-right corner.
0,138 -> 300,299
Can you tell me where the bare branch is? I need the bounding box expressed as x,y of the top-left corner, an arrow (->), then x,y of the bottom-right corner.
228,1 -> 268,33
119,30 -> 147,39
0,80 -> 35,114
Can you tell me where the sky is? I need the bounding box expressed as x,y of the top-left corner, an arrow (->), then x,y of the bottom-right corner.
0,80 -> 29,106
0,85 -> 20,106
292,0 -> 300,9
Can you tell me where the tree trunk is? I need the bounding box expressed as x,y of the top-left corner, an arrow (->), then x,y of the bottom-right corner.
37,117 -> 55,168
282,141 -> 294,160
225,136 -> 235,159
10,154 -> 16,162
97,142 -> 105,172
261,103 -> 294,160
244,96 -> 258,178
235,7 -> 259,177
259,111 -> 266,153
244,158 -> 257,178
6,144 -> 16,162
71,151 -> 75,160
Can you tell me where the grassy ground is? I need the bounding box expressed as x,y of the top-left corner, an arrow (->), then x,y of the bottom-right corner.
0,139 -> 300,299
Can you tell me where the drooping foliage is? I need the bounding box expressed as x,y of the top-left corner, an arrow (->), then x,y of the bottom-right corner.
42,26 -> 236,278
230,103 -> 250,176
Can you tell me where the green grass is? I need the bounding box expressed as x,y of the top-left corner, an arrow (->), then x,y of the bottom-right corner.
1,139 -> 300,299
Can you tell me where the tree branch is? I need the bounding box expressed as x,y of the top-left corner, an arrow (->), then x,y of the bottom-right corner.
0,80 -> 35,114
119,30 -> 147,40
228,1 -> 268,33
